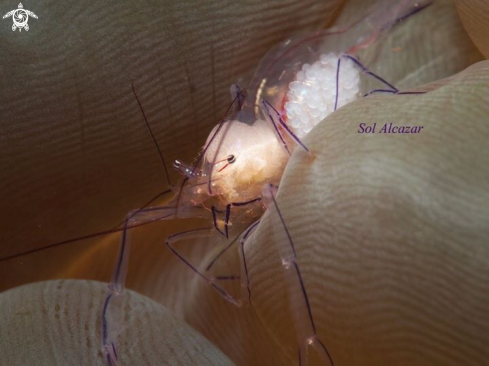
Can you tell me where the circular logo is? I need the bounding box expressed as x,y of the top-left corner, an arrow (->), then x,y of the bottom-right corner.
12,9 -> 28,28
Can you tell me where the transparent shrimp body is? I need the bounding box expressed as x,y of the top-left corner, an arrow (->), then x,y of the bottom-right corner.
178,0 -> 434,217
247,0 -> 433,138
101,1 -> 434,365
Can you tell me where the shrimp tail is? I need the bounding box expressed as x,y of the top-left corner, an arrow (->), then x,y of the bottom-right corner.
345,0 -> 434,54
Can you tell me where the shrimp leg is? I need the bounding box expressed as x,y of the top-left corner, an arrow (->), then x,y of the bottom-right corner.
230,84 -> 246,112
206,219 -> 261,305
261,99 -> 310,153
166,218 -> 261,308
340,54 -> 426,98
102,205 -> 207,366
237,220 -> 261,305
262,184 -> 335,366
211,197 -> 262,239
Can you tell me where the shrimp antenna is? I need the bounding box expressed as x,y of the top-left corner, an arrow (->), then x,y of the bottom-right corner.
0,189 -> 173,262
3,84 -> 182,261
132,83 -> 172,188
1,86 -> 178,262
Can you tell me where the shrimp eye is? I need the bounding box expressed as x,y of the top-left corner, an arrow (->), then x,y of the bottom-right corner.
227,155 -> 236,164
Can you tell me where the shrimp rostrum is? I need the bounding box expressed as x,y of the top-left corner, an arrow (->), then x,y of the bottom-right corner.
99,1 -> 435,365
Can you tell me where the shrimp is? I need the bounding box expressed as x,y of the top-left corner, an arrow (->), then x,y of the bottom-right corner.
101,1 -> 434,365
0,1 -> 434,365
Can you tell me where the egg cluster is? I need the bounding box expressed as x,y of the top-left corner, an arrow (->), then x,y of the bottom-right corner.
284,53 -> 361,138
